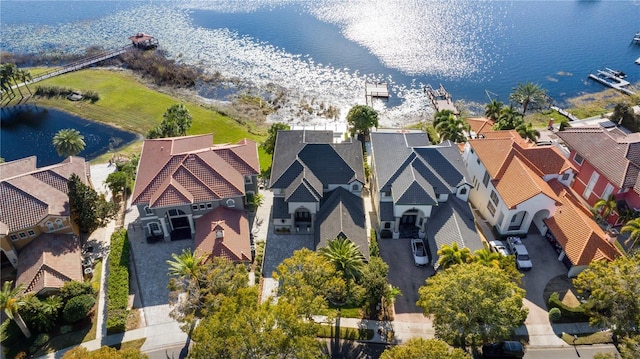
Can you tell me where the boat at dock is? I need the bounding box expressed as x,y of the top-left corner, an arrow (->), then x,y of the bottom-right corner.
604,68 -> 626,78
588,68 -> 636,95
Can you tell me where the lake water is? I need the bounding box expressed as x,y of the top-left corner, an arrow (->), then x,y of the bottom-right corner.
1,0 -> 639,128
0,106 -> 137,167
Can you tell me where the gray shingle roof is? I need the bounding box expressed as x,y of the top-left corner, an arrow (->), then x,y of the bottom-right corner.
315,187 -> 369,260
272,196 -> 290,219
270,130 -> 365,191
379,202 -> 395,221
371,132 -> 469,206
556,127 -> 640,189
425,197 -> 483,268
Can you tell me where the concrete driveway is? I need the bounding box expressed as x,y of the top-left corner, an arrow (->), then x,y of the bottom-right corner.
519,234 -> 568,313
378,236 -> 433,322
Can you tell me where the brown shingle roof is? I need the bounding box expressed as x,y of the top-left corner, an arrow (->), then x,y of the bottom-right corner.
0,156 -> 90,232
194,206 -> 251,262
466,117 -> 495,135
15,233 -> 83,294
544,179 -> 621,266
556,126 -> 640,188
132,135 -> 259,206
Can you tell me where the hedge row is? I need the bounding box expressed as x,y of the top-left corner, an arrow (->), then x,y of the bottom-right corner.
547,292 -> 591,322
370,229 -> 380,257
106,228 -> 130,334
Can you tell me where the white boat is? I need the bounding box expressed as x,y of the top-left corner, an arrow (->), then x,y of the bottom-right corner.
636,57 -> 640,65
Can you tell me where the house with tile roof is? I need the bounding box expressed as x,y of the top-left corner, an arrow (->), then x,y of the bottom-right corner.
269,130 -> 369,258
131,134 -> 259,262
0,156 -> 91,294
463,133 -> 620,276
556,125 -> 640,225
369,129 -> 482,264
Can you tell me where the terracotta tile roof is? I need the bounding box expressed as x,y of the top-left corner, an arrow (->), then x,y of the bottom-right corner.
132,135 -> 258,206
0,156 -> 90,232
556,126 -> 640,188
494,155 -> 559,208
544,179 -> 621,266
470,137 -> 574,209
194,206 -> 251,262
466,117 -> 495,135
15,233 -> 83,294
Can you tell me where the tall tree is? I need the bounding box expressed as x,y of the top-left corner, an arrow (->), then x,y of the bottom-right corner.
573,253 -> 640,340
53,128 -> 86,157
434,113 -> 469,143
436,242 -> 473,270
484,99 -> 504,122
346,104 -> 379,140
190,287 -> 322,359
509,82 -> 548,114
493,106 -> 524,131
68,173 -> 118,233
380,338 -> 471,359
620,217 -> 640,249
319,237 -> 366,282
611,103 -> 639,132
0,281 -> 31,338
275,248 -> 346,319
417,262 -> 528,347
147,103 -> 193,139
168,256 -> 248,331
261,122 -> 290,155
515,122 -> 540,142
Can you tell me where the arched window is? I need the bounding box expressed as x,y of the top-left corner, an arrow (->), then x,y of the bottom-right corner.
460,187 -> 467,195
352,184 -> 359,191
226,199 -> 236,208
46,222 -> 55,232
56,219 -> 64,229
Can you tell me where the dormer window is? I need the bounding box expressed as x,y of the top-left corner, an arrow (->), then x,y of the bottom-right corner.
212,223 -> 224,239
216,228 -> 224,238
144,206 -> 153,215
245,176 -> 252,184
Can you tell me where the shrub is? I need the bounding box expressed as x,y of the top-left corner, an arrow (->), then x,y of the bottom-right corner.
547,292 -> 591,321
32,333 -> 50,347
106,228 -> 130,334
370,229 -> 380,257
549,307 -> 562,321
1,318 -> 24,347
63,294 -> 95,323
59,281 -> 95,303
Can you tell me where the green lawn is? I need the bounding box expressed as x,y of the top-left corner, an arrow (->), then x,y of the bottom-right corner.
29,68 -> 272,167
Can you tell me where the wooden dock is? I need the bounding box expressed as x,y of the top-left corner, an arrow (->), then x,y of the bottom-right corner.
26,46 -> 132,85
588,69 -> 636,96
425,84 -> 459,115
365,82 -> 389,105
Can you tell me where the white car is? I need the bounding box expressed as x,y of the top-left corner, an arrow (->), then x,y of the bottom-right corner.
488,240 -> 510,256
507,237 -> 533,271
411,238 -> 429,266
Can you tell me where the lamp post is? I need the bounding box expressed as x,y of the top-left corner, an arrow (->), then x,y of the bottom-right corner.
573,334 -> 580,357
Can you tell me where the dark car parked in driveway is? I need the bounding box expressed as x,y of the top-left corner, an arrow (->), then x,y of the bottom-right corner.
482,341 -> 525,358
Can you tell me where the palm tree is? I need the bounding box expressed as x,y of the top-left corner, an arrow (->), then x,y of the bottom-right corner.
493,105 -> 524,130
432,109 -> 455,128
319,237 -> 365,281
16,69 -> 33,97
473,248 -> 501,268
434,114 -> 470,143
0,281 -> 31,338
437,242 -> 473,270
593,194 -> 617,223
52,128 -> 86,157
167,248 -> 206,281
515,122 -> 540,142
509,82 -> 548,114
484,99 -> 504,121
620,218 -> 640,249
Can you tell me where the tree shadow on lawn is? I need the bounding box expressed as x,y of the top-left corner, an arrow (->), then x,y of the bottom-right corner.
543,274 -> 582,310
